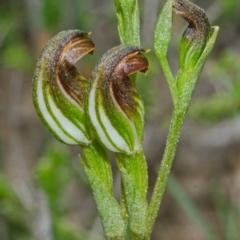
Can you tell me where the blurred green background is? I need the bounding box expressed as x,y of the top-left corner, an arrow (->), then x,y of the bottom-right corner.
0,0 -> 240,239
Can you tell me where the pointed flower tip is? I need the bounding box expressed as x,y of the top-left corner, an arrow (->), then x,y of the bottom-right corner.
173,0 -> 212,70
32,30 -> 95,145
86,45 -> 149,154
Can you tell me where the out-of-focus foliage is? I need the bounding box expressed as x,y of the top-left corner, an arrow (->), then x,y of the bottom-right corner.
2,42 -> 32,71
136,52 -> 160,117
213,187 -> 240,240
0,2 -> 32,72
0,143 -> 103,240
217,0 -> 240,22
168,175 -> 240,240
0,174 -> 31,239
42,0 -> 62,29
190,50 -> 240,123
35,144 -> 75,216
35,143 -> 103,240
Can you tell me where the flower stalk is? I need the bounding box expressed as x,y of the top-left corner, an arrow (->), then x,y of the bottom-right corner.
148,0 -> 219,236
81,141 -> 127,240
116,148 -> 148,239
146,107 -> 185,237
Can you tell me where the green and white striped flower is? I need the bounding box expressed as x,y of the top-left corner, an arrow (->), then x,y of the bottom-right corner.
32,30 -> 95,145
173,0 -> 212,71
86,45 -> 148,154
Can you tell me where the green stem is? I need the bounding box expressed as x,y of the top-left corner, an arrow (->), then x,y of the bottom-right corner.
120,180 -> 128,223
114,0 -> 140,46
80,141 -> 127,240
116,147 -> 148,239
81,141 -> 113,193
146,108 -> 186,237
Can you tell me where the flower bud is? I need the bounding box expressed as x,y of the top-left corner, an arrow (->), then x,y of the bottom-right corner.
32,30 -> 95,145
173,0 -> 212,70
86,45 -> 148,154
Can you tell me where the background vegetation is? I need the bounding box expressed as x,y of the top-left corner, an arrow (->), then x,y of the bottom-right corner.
0,0 -> 240,239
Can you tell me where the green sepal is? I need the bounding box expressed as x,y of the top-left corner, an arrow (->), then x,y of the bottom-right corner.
173,0 -> 212,71
177,26 -> 219,111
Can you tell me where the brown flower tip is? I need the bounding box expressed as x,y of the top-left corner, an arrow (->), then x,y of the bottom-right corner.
86,45 -> 149,153
173,0 -> 211,42
55,30 -> 95,106
173,0 -> 212,69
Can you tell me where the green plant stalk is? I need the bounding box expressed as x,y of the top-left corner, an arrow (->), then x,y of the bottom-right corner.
116,148 -> 148,240
113,0 -> 140,46
119,180 -> 128,227
80,141 -> 127,240
146,106 -> 186,237
146,27 -> 219,238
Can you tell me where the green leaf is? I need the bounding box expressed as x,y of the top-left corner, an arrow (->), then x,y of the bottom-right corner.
154,0 -> 174,60
154,0 -> 178,106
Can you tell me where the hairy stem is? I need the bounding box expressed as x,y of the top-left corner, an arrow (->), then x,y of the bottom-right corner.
146,107 -> 186,237
116,148 -> 148,239
81,142 -> 127,240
